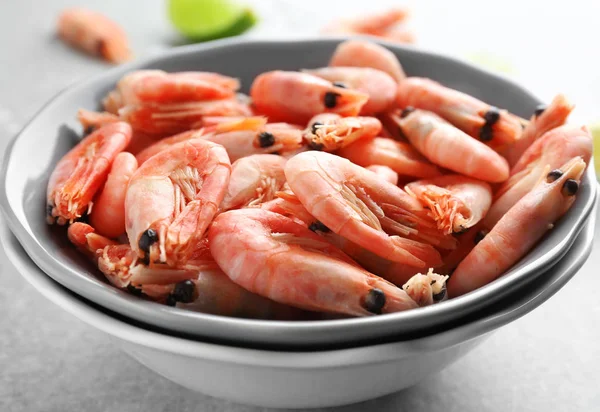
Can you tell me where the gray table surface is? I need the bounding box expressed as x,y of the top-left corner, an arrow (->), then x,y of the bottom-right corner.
1,1 -> 599,411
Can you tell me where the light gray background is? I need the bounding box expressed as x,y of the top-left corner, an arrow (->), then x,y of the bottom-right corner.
1,1 -> 599,411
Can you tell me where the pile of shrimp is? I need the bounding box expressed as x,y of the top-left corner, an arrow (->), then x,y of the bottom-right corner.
46,39 -> 592,320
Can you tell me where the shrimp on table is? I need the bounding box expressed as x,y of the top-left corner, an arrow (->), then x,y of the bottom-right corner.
503,94 -> 574,167
389,109 -> 509,182
321,8 -> 410,37
221,154 -> 287,211
396,78 -> 523,149
208,208 -> 419,316
484,124 -> 592,229
57,7 -> 132,63
125,139 -> 231,267
285,151 -> 457,268
47,122 -> 132,225
365,165 -> 399,185
405,175 -> 492,235
337,136 -> 442,179
250,71 -> 369,125
448,157 -> 587,297
329,40 -> 406,83
303,115 -> 381,151
302,67 -> 398,114
88,152 -> 138,239
402,268 -> 449,306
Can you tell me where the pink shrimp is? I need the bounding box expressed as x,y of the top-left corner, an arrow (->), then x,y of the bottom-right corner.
285,151 -> 455,268
322,8 -> 410,37
209,208 -> 418,316
484,124 -> 592,229
134,127 -> 214,165
396,78 -> 523,150
125,139 -> 231,266
88,152 -> 138,238
503,94 -> 574,167
77,109 -> 120,133
329,40 -> 406,83
67,222 -> 118,259
303,116 -> 381,151
448,157 -> 586,297
405,175 -> 492,235
303,67 -> 398,114
47,122 -> 132,225
402,268 -> 448,306
337,136 -> 442,179
365,165 -> 398,185
221,154 -> 287,211
57,7 -> 132,63
250,71 -> 369,125
390,109 -> 509,182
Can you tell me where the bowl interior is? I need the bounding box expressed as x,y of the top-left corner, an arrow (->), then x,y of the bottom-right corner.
1,38 -> 597,349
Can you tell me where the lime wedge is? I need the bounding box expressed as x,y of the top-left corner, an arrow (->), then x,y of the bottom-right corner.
168,0 -> 257,42
465,52 -> 515,75
590,122 -> 600,177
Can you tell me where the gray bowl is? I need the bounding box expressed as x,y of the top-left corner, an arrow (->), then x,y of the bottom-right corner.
2,209 -> 595,408
0,38 -> 596,350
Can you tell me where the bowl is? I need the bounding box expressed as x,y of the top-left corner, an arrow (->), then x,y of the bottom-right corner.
2,208 -> 595,409
0,37 -> 597,350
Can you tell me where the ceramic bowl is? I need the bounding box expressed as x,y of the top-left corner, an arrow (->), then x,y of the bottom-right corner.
0,38 -> 597,349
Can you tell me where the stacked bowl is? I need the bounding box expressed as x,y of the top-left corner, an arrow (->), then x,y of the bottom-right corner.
1,39 -> 597,409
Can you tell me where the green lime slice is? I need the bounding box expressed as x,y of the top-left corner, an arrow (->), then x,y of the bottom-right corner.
168,0 -> 257,42
589,122 -> 600,176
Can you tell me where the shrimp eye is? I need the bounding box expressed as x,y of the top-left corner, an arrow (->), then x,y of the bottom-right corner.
308,140 -> 325,151
165,295 -> 177,306
479,124 -> 493,141
309,220 -> 330,233
46,204 -> 54,217
127,284 -> 143,296
400,106 -> 415,118
172,280 -> 196,303
332,81 -> 347,88
84,125 -> 96,136
324,91 -> 340,108
363,288 -> 386,314
562,179 -> 579,196
546,169 -> 564,182
483,107 -> 501,125
474,230 -> 487,244
534,104 -> 547,117
258,132 -> 276,148
433,287 -> 447,302
139,228 -> 158,253
310,121 -> 323,135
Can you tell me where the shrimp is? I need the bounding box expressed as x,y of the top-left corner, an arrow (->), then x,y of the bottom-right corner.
47,122 -> 132,225
396,78 -> 523,149
484,124 -> 592,229
134,127 -> 214,165
321,8 -> 410,37
390,109 -> 509,182
77,109 -> 120,134
503,94 -> 574,167
337,136 -> 442,179
302,67 -> 398,114
329,40 -> 406,83
57,7 -> 132,63
285,151 -> 455,268
303,116 -> 381,151
250,71 -> 369,125
365,165 -> 398,185
89,152 -> 138,238
402,269 -> 448,306
67,222 -> 117,259
208,208 -> 419,316
448,157 -> 587,297
221,155 -> 287,211
125,139 -> 231,266
405,175 -> 492,235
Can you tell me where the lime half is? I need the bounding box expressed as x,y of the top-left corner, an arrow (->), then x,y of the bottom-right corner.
168,0 -> 257,42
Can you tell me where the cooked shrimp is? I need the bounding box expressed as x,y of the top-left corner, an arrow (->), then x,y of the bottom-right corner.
396,78 -> 523,149
125,139 -> 231,266
285,151 -> 454,268
448,157 -> 587,297
437,224 -> 486,276
67,222 -> 117,259
134,127 -> 213,165
250,71 -> 369,124
337,136 -> 442,179
365,165 -> 399,185
47,122 -> 132,225
302,67 -> 397,114
402,268 -> 448,306
57,7 -> 132,63
484,124 -> 592,229
77,109 -> 120,134
221,155 -> 287,211
329,40 -> 406,83
503,94 -> 574,167
303,116 -> 381,151
209,208 -> 418,316
405,175 -> 492,235
390,109 -> 509,182
322,8 -> 410,37
89,152 -> 138,238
